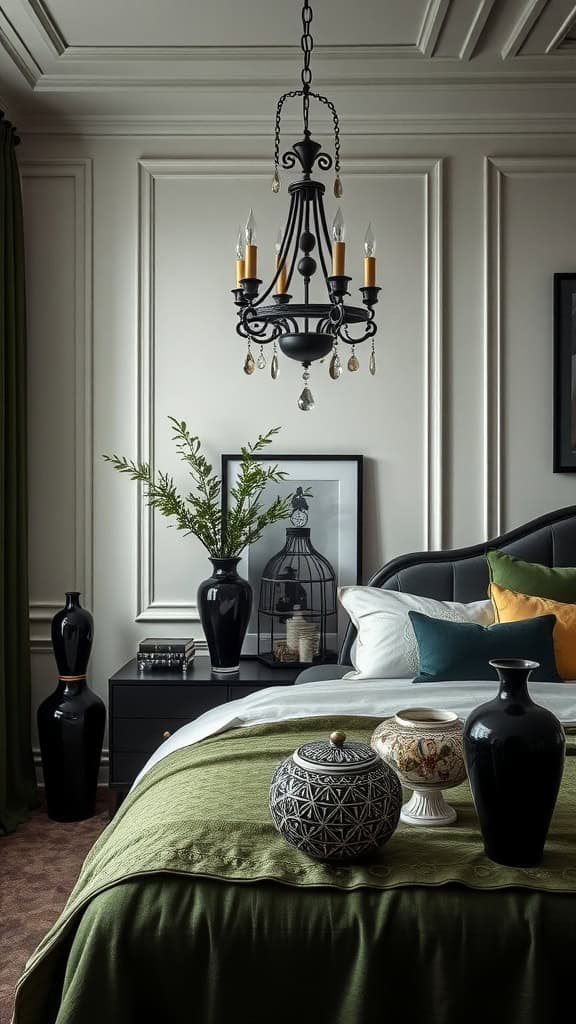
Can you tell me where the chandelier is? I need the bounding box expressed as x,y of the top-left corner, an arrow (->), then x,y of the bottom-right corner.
232,0 -> 380,411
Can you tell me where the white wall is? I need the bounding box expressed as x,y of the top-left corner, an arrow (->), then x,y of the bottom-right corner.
19,120 -> 576,766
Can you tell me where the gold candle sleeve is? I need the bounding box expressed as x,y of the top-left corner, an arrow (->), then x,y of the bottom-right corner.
364,256 -> 376,288
235,258 -> 245,287
332,241 -> 345,276
245,243 -> 257,279
275,254 -> 287,294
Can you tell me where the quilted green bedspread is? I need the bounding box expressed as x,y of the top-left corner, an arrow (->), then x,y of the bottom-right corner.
13,716 -> 576,1024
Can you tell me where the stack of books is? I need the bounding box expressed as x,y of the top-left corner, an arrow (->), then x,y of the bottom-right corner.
137,637 -> 196,672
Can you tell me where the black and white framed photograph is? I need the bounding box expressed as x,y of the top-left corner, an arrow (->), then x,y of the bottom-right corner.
554,273 -> 576,471
221,454 -> 363,663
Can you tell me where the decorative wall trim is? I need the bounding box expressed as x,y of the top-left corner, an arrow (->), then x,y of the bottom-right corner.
21,111 -> 576,138
417,0 -> 451,58
459,0 -> 497,61
483,155 -> 576,538
425,158 -> 444,549
21,160 -> 94,642
546,9 -> 576,54
23,0 -> 65,56
59,43 -> 425,63
137,156 -> 444,621
0,8 -> 42,86
484,157 -> 503,539
501,0 -> 547,59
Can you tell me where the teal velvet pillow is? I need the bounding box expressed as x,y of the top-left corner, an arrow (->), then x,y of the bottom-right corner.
408,611 -> 561,683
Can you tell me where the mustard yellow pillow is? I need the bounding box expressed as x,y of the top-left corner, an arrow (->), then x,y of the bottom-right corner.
490,582 -> 576,680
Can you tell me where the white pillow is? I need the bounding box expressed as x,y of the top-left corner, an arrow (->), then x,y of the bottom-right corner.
338,586 -> 494,679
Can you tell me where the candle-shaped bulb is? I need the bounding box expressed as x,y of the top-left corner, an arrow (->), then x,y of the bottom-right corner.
364,222 -> 376,257
275,226 -> 283,254
332,207 -> 346,243
245,208 -> 256,245
235,226 -> 245,260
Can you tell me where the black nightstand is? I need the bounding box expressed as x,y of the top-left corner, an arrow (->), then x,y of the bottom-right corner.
108,655 -> 299,808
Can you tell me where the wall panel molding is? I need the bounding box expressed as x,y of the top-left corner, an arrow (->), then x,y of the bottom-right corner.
483,154 -> 576,538
21,160 -> 94,643
137,156 -> 444,620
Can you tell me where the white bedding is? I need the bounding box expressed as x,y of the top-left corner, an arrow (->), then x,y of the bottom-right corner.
133,676 -> 576,789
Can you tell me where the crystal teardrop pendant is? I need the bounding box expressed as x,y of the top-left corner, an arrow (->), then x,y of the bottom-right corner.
257,346 -> 266,369
334,175 -> 343,198
297,387 -> 315,412
272,167 -> 281,193
347,354 -> 359,372
369,350 -> 376,375
243,352 -> 255,375
329,351 -> 342,379
271,353 -> 279,379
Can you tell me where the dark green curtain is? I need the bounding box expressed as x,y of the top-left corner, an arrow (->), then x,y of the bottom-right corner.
0,113 -> 38,833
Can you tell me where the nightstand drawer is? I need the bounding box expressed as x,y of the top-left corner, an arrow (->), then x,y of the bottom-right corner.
111,751 -> 153,787
113,717 -> 191,752
113,684 -> 226,719
228,685 -> 262,700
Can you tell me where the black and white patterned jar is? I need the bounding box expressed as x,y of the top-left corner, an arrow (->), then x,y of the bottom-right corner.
269,730 -> 402,861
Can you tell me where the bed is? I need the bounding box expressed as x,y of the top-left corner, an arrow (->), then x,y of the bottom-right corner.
13,505 -> 576,1024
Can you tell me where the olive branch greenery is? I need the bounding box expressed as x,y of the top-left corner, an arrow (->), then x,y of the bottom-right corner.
103,419 -> 310,558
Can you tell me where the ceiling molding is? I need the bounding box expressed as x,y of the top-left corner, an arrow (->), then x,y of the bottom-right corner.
0,9 -> 41,86
417,0 -> 451,57
57,43 -> 425,63
545,8 -> 576,54
459,0 -> 497,60
501,0 -> 547,59
30,67 -> 576,93
23,0 -> 65,56
18,111 -> 576,138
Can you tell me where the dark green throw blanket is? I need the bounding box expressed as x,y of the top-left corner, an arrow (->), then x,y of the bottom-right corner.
13,716 -> 576,1024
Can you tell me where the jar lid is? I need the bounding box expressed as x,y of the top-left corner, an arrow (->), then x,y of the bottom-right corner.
293,730 -> 380,774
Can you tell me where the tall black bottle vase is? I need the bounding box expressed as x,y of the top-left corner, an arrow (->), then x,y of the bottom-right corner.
197,558 -> 252,675
463,658 -> 565,867
37,592 -> 106,822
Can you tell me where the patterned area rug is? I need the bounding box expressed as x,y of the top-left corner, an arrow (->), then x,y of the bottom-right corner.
0,793 -> 109,1023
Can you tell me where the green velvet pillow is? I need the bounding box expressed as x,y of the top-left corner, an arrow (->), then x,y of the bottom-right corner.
409,611 -> 561,683
487,549 -> 576,603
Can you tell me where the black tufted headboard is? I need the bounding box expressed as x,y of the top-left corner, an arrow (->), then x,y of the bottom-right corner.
338,505 -> 576,666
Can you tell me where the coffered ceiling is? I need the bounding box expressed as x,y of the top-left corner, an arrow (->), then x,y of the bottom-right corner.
2,0 -> 576,129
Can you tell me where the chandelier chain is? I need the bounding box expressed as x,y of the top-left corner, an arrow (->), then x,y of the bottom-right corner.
300,0 -> 313,132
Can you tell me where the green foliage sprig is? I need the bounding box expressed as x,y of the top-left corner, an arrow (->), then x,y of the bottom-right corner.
104,419 -> 308,558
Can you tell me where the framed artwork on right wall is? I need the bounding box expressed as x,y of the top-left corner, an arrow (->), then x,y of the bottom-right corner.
553,273 -> 576,471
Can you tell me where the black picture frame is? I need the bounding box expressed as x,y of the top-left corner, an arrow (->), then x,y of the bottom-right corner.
221,454 -> 363,657
554,273 -> 576,472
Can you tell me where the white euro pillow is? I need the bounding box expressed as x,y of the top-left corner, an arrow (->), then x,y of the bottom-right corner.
338,586 -> 494,679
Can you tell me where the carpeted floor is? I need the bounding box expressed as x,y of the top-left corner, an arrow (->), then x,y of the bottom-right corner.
0,792 -> 110,1024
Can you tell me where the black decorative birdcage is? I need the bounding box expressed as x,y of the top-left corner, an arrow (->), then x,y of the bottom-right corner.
257,497 -> 338,668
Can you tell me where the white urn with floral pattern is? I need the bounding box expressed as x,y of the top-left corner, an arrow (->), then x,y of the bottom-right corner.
371,708 -> 467,826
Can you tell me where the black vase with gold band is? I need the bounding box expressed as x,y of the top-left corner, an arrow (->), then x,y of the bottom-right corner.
37,592 -> 106,821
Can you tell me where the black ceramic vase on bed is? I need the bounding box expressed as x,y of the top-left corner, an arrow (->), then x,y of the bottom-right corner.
37,592 -> 106,822
197,557 -> 252,675
463,658 -> 565,867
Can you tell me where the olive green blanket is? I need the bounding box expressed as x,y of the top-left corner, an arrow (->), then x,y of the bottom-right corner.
13,716 -> 576,1024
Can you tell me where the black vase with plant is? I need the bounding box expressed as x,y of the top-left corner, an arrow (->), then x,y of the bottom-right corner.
37,592 -> 106,821
463,657 -> 565,867
105,422 -> 306,674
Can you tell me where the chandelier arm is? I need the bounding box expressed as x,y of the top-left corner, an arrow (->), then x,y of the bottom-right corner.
316,186 -> 334,255
282,190 -> 305,296
253,191 -> 298,307
311,189 -> 331,289
239,308 -> 282,343
336,318 -> 377,346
